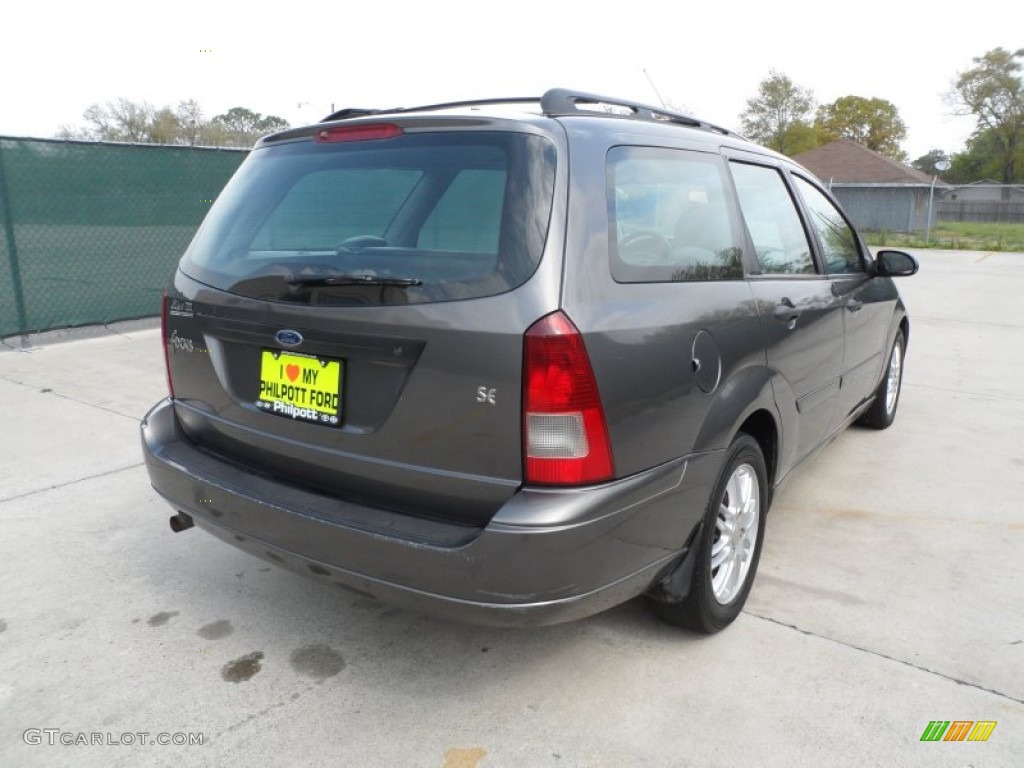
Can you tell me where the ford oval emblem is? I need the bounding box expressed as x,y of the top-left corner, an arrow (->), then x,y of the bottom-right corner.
275,329 -> 303,348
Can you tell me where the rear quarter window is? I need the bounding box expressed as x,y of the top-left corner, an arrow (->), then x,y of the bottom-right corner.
608,146 -> 744,283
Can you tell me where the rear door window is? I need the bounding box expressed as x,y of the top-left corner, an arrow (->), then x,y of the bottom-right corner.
181,131 -> 555,306
608,147 -> 743,282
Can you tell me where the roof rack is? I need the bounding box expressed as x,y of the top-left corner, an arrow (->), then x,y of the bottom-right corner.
320,88 -> 740,138
540,88 -> 739,138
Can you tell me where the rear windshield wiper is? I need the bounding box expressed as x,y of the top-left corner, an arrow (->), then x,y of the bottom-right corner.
286,274 -> 422,287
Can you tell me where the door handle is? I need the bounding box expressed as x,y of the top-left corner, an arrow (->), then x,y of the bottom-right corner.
846,297 -> 863,313
773,298 -> 801,329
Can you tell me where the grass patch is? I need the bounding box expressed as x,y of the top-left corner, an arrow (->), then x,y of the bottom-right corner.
862,221 -> 1024,252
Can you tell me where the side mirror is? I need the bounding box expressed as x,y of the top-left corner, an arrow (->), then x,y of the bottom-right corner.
874,250 -> 919,277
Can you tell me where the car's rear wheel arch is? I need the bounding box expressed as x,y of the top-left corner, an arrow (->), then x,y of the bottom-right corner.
736,409 -> 778,491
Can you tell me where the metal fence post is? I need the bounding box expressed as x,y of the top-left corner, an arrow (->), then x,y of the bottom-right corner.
925,175 -> 936,245
0,140 -> 29,339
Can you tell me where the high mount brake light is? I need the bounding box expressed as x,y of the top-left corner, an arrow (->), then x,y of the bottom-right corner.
523,311 -> 614,485
314,123 -> 403,143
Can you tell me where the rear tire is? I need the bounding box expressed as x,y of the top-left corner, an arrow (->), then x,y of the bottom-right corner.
648,434 -> 767,633
858,330 -> 905,430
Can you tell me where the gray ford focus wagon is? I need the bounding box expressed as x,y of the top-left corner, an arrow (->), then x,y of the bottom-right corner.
141,89 -> 918,632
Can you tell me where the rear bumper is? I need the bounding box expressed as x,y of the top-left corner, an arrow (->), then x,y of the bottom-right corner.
141,398 -> 720,626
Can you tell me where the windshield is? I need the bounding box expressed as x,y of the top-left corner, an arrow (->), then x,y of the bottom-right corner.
180,130 -> 556,306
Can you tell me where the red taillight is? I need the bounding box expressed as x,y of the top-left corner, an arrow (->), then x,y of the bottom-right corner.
523,311 -> 614,486
314,123 -> 403,143
161,291 -> 174,398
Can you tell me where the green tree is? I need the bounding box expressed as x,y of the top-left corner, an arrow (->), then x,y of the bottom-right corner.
211,107 -> 265,135
814,96 -> 908,160
911,149 -> 950,177
149,107 -> 182,144
211,107 -> 290,146
950,47 -> 1024,183
740,71 -> 818,155
778,121 -> 822,156
946,127 -> 1024,183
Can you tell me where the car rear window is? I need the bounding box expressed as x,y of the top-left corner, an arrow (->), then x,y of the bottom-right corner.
180,131 -> 556,306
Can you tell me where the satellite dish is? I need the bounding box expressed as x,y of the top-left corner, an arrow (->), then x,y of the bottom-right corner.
935,159 -> 951,171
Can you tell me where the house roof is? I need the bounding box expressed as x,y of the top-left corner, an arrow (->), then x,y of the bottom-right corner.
791,139 -> 938,185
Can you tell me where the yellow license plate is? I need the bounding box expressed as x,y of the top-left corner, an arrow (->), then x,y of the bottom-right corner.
258,350 -> 343,426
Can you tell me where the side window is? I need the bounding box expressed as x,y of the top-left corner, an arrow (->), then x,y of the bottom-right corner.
793,176 -> 864,274
729,162 -> 816,275
608,147 -> 743,283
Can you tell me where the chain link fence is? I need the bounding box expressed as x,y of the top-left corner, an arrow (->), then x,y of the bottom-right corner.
0,137 -> 248,338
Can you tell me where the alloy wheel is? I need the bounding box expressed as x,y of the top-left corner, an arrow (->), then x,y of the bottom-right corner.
710,464 -> 760,605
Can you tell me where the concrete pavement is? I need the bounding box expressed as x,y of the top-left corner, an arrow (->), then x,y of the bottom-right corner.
1,251 -> 1022,767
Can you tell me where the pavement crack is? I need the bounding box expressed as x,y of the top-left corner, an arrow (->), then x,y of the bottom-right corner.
0,463 -> 144,504
914,315 -> 1024,330
212,690 -> 308,741
45,388 -> 141,421
748,612 -> 1024,706
903,381 -> 1024,404
0,375 -> 141,421
102,323 -> 135,339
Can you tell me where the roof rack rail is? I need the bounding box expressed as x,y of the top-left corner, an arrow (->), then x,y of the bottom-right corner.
319,88 -> 740,138
539,88 -> 739,137
321,97 -> 539,123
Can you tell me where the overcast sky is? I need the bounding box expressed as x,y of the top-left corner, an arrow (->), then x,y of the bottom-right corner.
3,0 -> 1010,160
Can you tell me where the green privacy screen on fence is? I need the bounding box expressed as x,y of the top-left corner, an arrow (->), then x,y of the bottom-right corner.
0,137 -> 248,337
